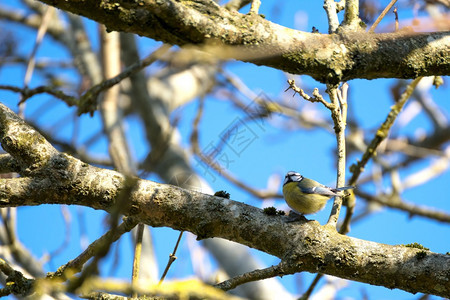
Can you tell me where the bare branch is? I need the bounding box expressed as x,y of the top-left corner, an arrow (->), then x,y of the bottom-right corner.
368,0 -> 398,32
249,0 -> 261,14
21,6 -> 54,106
348,77 -> 422,185
0,103 -> 449,297
286,80 -> 350,228
323,0 -> 340,33
356,190 -> 450,223
342,0 -> 362,31
224,0 -> 252,11
49,217 -> 139,278
285,80 -> 334,110
158,232 -> 183,285
77,44 -> 171,115
0,85 -> 78,107
36,0 -> 450,83
326,83 -> 349,228
0,44 -> 171,115
215,262 -> 291,291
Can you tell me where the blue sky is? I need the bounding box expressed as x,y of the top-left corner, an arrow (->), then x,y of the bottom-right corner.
1,0 -> 449,299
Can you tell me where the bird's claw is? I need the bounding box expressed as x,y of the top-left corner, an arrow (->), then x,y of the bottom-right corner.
285,211 -> 307,222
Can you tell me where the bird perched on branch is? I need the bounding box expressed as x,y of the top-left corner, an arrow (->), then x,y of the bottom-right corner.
282,171 -> 354,215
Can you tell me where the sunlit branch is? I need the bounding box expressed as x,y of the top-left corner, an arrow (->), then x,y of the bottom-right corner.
224,0 -> 252,11
222,71 -> 332,131
323,0 -> 340,33
368,0 -> 398,32
285,80 -> 350,228
326,84 -> 348,228
249,0 -> 261,14
342,0 -> 361,30
215,262 -> 294,291
285,80 -> 335,110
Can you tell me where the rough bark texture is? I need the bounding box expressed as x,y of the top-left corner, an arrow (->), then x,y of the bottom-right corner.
0,103 -> 449,297
38,0 -> 450,83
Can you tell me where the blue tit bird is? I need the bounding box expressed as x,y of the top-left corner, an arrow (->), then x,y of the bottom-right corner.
282,171 -> 354,215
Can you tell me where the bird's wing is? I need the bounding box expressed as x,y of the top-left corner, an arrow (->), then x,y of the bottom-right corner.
297,184 -> 338,196
333,186 -> 355,191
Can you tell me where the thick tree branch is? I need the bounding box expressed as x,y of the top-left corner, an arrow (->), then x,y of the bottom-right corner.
36,0 -> 450,83
0,103 -> 449,297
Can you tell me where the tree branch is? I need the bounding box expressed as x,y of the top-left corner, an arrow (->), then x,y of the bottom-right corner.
349,77 -> 422,185
0,103 -> 449,296
323,0 -> 340,33
214,262 -> 291,291
36,0 -> 450,83
49,217 -> 139,278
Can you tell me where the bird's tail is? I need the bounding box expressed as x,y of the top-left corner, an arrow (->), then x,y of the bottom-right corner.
332,186 -> 355,196
335,186 -> 355,191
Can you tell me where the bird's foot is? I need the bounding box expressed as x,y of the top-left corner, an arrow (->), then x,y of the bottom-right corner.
285,211 -> 307,222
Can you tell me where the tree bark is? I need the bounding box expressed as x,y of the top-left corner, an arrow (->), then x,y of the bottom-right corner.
37,0 -> 450,83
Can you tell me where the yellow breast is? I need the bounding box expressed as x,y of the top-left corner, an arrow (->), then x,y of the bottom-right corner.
282,182 -> 331,214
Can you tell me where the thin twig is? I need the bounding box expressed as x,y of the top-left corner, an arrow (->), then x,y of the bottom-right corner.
20,6 -> 54,108
222,71 -> 332,131
78,43 -> 171,115
1,44 -> 171,115
131,223 -> 145,298
300,273 -> 323,300
393,7 -> 399,32
0,84 -> 78,106
343,79 -> 423,230
368,0 -> 398,32
334,82 -> 354,234
325,84 -> 347,228
214,262 -> 293,291
48,217 -> 139,278
158,231 -> 184,285
356,190 -> 450,223
285,80 -> 335,110
348,77 -> 423,186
